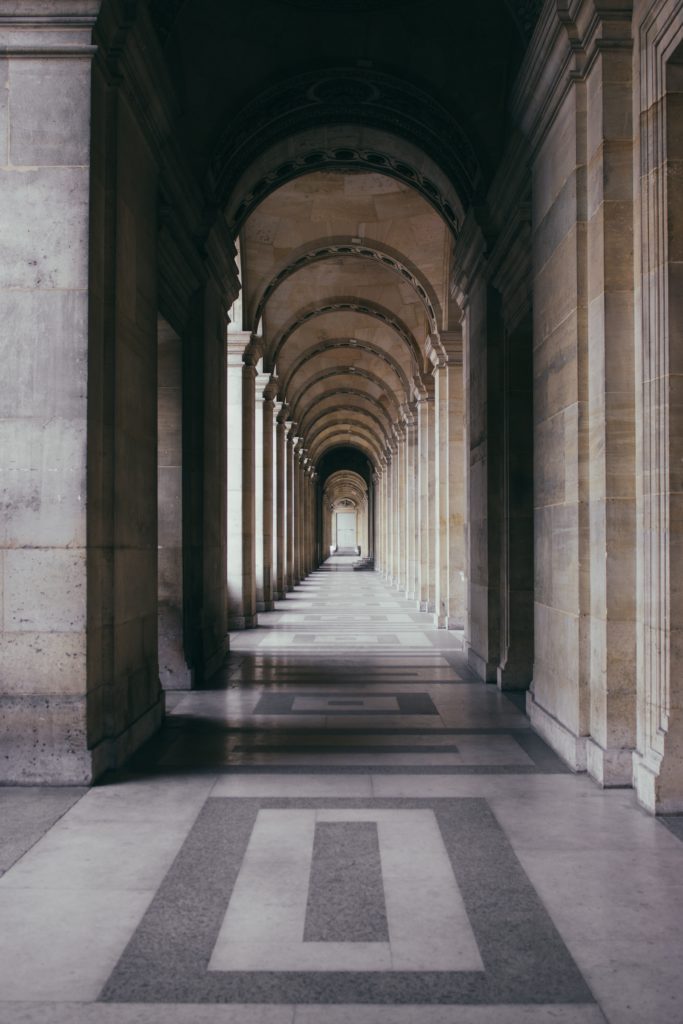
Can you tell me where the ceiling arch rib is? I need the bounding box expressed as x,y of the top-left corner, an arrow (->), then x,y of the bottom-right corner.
303,405 -> 390,448
279,339 -> 412,400
250,238 -> 442,334
297,390 -> 394,437
211,66 -> 481,228
306,415 -> 387,460
286,365 -> 403,423
268,298 -> 423,373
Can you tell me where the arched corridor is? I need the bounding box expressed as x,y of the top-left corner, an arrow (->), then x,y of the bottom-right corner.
2,0 -> 683,1017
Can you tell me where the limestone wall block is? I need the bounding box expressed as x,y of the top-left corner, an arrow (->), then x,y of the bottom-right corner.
0,166 -> 89,289
533,91 -> 582,225
0,417 -> 86,547
4,548 -> 86,632
8,60 -> 91,166
533,312 -> 580,424
0,631 -> 86,696
533,602 -> 582,733
0,695 -> 89,784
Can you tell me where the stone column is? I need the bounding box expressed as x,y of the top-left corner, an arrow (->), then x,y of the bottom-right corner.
446,354 -> 466,630
387,443 -> 397,583
415,376 -> 436,612
428,333 -> 466,631
394,423 -> 406,591
375,470 -> 383,571
285,425 -> 297,590
158,318 -> 193,690
255,376 -> 277,612
462,278 -> 504,680
274,407 -> 287,599
404,408 -> 418,600
584,32 -> 636,787
633,13 -> 683,811
254,372 -> 267,612
0,4 -> 103,782
227,334 -> 258,629
432,351 -> 449,628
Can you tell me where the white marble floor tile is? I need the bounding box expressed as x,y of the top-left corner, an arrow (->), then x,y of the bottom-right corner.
211,774 -> 374,797
293,1007 -> 606,1024
0,819 -> 189,892
0,888 -> 152,1001
0,1005 -> 295,1024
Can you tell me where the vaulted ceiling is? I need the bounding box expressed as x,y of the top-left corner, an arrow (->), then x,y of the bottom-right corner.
149,0 -> 539,490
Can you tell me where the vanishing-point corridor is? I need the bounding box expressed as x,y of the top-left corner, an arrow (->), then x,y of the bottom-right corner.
2,560 -> 683,1023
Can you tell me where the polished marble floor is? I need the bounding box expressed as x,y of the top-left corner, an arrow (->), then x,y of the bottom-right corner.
2,558 -> 683,1023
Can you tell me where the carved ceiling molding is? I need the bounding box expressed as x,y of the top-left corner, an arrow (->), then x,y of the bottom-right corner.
253,242 -> 439,334
212,68 -> 482,224
269,299 -> 420,371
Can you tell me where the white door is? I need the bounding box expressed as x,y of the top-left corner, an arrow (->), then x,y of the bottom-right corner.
336,511 -> 357,549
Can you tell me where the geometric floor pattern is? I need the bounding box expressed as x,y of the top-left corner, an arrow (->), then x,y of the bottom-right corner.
2,556 -> 683,1023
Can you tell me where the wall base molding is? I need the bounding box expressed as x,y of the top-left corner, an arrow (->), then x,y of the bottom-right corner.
526,691 -> 586,772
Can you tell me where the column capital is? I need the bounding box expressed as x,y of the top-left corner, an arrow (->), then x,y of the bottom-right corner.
412,374 -> 435,402
427,332 -> 462,369
263,378 -> 279,403
227,331 -> 262,368
400,402 -> 417,428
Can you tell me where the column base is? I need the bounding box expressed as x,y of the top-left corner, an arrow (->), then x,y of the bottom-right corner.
434,613 -> 447,629
202,635 -> 230,683
466,645 -> 498,683
256,600 -> 275,612
496,663 -> 531,691
632,751 -> 683,814
91,695 -> 165,781
526,690 -> 587,772
447,617 -> 464,631
229,614 -> 259,630
586,738 -> 633,788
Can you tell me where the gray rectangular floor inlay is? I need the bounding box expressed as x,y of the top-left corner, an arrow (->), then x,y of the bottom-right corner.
253,692 -> 438,716
99,796 -> 594,1005
304,821 -> 389,943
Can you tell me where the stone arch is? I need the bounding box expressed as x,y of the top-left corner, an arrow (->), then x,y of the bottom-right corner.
250,236 -> 443,333
268,297 -> 424,373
